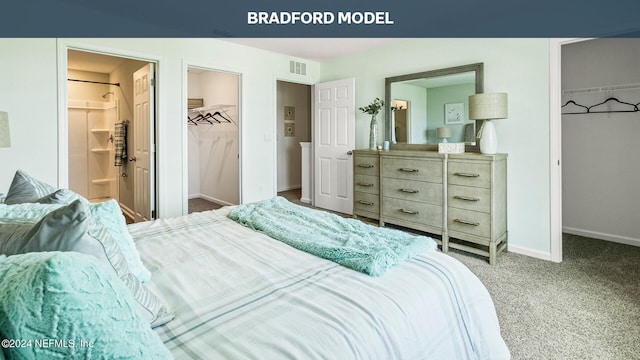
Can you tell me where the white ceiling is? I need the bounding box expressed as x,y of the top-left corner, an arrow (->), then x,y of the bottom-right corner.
221,38 -> 402,61
67,50 -> 128,73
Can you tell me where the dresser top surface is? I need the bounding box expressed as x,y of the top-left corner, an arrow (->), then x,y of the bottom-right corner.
353,149 -> 507,160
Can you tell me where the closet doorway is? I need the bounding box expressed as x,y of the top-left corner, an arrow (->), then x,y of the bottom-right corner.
276,81 -> 312,204
66,49 -> 157,223
560,38 -> 640,250
187,67 -> 241,213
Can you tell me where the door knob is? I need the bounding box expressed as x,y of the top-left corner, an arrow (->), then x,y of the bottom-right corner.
347,150 -> 353,155
129,156 -> 137,162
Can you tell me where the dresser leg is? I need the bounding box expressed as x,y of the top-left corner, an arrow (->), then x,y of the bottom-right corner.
442,233 -> 449,253
489,241 -> 496,265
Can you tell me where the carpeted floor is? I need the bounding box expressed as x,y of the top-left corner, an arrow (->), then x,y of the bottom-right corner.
188,197 -> 224,213
448,234 -> 640,360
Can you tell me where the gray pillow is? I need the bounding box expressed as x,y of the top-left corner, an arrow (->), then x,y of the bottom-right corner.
0,200 -> 173,328
36,188 -> 85,205
4,170 -> 56,205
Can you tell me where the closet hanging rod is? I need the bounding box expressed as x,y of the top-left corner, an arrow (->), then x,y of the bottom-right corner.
189,104 -> 235,113
68,79 -> 121,87
562,83 -> 640,95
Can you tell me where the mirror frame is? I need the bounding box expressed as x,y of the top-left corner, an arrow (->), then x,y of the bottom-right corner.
385,62 -> 484,152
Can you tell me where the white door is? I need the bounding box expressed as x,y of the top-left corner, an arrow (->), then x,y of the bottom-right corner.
133,64 -> 155,222
313,78 -> 355,214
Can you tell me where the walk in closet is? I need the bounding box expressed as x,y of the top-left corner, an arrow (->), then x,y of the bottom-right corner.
187,67 -> 240,211
561,38 -> 640,247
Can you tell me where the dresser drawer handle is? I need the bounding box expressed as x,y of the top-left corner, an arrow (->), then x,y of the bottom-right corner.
400,168 -> 419,172
358,182 -> 374,187
400,209 -> 419,215
400,188 -> 419,193
454,172 -> 480,178
454,219 -> 480,226
358,200 -> 374,206
453,195 -> 480,202
358,164 -> 374,168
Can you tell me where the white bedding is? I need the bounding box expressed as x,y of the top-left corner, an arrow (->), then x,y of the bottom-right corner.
129,208 -> 510,359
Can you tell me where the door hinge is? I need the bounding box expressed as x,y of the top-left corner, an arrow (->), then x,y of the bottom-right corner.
151,210 -> 156,219
150,77 -> 156,87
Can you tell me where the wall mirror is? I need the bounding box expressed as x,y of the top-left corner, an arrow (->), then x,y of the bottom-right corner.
385,63 -> 483,152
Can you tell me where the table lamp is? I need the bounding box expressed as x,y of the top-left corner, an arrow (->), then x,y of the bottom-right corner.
468,93 -> 508,154
436,127 -> 451,143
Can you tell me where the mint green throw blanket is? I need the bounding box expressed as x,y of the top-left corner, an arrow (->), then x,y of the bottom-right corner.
228,197 -> 436,277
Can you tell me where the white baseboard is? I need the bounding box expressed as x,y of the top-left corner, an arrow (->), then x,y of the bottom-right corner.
563,226 -> 640,247
119,202 -> 135,220
507,244 -> 554,262
191,193 -> 234,207
300,197 -> 312,204
277,185 -> 301,193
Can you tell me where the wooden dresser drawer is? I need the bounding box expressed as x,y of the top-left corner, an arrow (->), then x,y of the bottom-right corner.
354,174 -> 379,194
354,156 -> 379,176
382,178 -> 442,205
354,192 -> 380,214
448,208 -> 491,238
381,158 -> 442,183
448,161 -> 491,188
381,197 -> 442,228
448,184 -> 491,213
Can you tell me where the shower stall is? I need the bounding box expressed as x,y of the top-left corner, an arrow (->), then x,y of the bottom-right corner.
68,88 -> 120,203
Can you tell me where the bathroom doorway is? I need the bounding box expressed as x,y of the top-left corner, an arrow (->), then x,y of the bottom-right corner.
66,49 -> 156,222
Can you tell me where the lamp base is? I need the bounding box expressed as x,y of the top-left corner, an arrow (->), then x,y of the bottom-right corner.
479,120 -> 497,154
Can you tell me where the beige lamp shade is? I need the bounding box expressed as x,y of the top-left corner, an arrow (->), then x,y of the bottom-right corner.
468,93 -> 508,120
436,127 -> 452,139
0,112 -> 10,148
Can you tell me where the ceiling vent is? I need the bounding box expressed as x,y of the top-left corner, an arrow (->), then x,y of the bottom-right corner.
289,60 -> 307,75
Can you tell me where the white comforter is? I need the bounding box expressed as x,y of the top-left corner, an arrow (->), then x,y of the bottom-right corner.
129,208 -> 510,360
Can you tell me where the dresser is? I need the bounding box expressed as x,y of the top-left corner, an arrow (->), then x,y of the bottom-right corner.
352,150 -> 508,265
353,150 -> 381,221
446,153 -> 507,265
379,151 -> 444,238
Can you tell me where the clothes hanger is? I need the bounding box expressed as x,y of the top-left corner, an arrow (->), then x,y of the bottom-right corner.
203,113 -> 221,123
211,111 -> 232,123
588,97 -> 639,113
561,100 -> 589,114
187,116 -> 199,126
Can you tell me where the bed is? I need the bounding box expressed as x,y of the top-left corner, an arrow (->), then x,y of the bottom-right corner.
131,205 -> 510,359
0,170 -> 510,359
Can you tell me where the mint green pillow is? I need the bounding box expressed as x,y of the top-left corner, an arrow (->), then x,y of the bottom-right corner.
0,200 -> 152,283
0,251 -> 172,360
0,200 -> 173,328
4,170 -> 56,205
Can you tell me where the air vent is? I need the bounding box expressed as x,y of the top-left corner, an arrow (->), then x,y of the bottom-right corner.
289,60 -> 307,75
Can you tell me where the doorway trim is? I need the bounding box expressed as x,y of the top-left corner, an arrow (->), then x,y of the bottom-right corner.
549,38 -> 591,263
181,60 -> 244,214
56,39 -> 162,214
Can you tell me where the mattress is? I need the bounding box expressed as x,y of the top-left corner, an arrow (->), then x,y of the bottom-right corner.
129,208 -> 510,359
